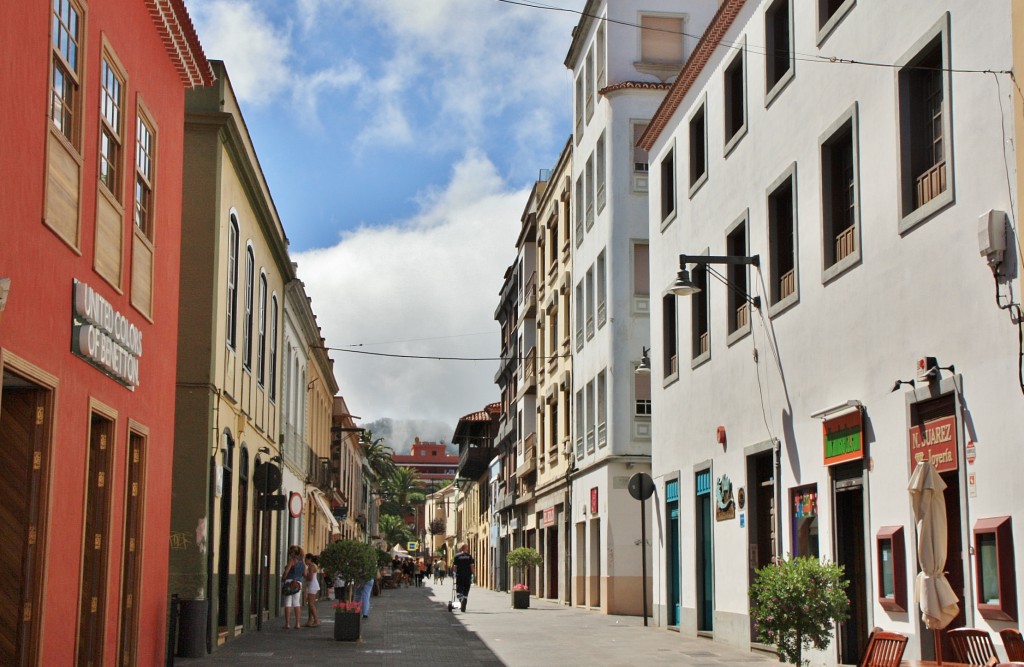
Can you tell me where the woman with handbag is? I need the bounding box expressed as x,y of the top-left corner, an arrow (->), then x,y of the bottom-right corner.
303,553 -> 321,627
282,545 -> 305,629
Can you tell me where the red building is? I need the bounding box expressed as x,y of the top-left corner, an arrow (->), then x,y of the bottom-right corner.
0,0 -> 212,664
392,438 -> 460,489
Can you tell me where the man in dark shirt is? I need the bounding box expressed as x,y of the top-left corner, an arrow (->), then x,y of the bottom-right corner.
452,542 -> 475,612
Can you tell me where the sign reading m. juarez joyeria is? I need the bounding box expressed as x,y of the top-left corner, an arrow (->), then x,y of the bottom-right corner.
72,279 -> 143,389
908,415 -> 958,474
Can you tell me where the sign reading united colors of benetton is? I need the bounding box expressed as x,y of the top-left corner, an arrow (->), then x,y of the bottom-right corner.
822,410 -> 864,466
71,279 -> 143,389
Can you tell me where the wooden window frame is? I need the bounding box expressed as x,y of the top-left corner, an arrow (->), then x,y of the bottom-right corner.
94,40 -> 128,290
130,102 -> 158,320
257,271 -> 267,386
974,516 -> 1017,621
226,214 -> 239,349
876,525 -> 907,612
269,294 -> 278,401
243,245 -> 255,369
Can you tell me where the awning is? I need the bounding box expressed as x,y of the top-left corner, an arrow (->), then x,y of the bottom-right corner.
310,490 -> 340,533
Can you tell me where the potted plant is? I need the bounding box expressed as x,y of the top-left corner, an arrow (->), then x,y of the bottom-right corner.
319,540 -> 379,641
748,556 -> 850,666
506,547 -> 542,609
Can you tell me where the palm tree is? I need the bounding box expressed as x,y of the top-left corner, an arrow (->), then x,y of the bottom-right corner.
378,514 -> 412,548
360,430 -> 396,483
381,466 -> 422,516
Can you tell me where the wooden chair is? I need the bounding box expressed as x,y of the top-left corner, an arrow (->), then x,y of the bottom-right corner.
861,631 -> 908,667
858,627 -> 884,667
1001,628 -> 1024,662
948,628 -> 999,665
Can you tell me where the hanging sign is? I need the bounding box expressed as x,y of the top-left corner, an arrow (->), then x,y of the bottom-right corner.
71,279 -> 143,389
822,410 -> 863,465
542,507 -> 556,527
590,487 -> 599,514
908,415 -> 958,474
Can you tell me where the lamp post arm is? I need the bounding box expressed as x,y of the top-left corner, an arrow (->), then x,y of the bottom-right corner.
679,253 -> 760,268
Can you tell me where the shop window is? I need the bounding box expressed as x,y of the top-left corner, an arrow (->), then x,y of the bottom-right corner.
876,526 -> 906,612
974,516 -> 1017,621
791,485 -> 819,558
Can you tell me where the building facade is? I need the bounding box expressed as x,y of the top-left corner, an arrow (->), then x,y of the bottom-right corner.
170,60 -> 291,651
0,0 -> 212,662
331,396 -> 369,542
530,138 -> 575,605
563,0 -> 714,615
642,1 -> 1024,664
453,402 -> 500,589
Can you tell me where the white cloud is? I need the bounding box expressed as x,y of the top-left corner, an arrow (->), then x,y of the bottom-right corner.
186,0 -> 293,106
294,150 -> 523,423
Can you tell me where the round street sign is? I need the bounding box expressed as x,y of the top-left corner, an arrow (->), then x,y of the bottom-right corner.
628,472 -> 655,501
289,492 -> 303,518
253,461 -> 282,493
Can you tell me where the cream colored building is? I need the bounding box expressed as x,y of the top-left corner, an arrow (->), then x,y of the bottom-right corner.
171,60 -> 292,646
531,138 -> 575,604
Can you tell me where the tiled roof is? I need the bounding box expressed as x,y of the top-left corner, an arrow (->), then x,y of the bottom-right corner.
600,81 -> 673,95
147,0 -> 215,88
639,0 -> 747,151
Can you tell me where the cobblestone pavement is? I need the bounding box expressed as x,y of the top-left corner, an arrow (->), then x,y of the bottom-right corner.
173,580 -> 777,666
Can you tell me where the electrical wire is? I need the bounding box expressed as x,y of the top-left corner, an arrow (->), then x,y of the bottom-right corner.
315,346 -> 571,362
337,332 -> 493,348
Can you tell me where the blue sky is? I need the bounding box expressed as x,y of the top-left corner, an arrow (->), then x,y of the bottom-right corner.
185,0 -> 586,437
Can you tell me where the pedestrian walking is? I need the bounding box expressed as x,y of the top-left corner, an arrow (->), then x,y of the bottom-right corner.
359,577 -> 374,619
281,545 -> 305,629
303,553 -> 321,627
452,542 -> 475,612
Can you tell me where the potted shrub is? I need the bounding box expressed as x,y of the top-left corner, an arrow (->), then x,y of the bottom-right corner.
319,540 -> 379,641
506,547 -> 542,609
748,556 -> 850,666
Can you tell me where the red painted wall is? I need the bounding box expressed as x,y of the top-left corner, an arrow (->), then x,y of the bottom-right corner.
0,0 -> 197,663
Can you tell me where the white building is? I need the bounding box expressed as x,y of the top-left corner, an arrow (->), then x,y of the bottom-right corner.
564,0 -> 720,615
643,1 -> 1024,664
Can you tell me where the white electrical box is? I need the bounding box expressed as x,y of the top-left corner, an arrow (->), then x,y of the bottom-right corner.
978,209 -> 1007,268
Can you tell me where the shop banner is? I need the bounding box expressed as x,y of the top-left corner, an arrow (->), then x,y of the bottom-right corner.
908,415 -> 958,473
823,410 -> 863,466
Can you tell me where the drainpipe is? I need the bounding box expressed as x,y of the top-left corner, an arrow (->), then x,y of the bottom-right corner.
774,437 -> 783,562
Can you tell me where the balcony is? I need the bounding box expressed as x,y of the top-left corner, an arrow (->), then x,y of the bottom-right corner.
520,347 -> 537,396
520,271 -> 537,320
516,434 -> 536,478
459,443 -> 495,479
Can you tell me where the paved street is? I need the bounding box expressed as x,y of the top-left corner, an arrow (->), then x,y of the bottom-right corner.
174,580 -> 776,666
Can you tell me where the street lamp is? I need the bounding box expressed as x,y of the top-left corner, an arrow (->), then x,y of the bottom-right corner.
670,253 -> 761,309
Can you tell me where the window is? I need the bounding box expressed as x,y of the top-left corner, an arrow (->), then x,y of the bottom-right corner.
134,115 -> 155,240
635,369 -> 652,416
633,121 -> 650,194
585,45 -> 595,123
575,280 -> 584,350
639,14 -> 684,78
50,0 -> 82,145
791,485 -> 820,558
691,265 -> 709,363
257,272 -> 267,385
585,153 -> 595,230
575,389 -> 584,458
98,57 -> 124,198
575,174 -> 584,246
227,215 -> 239,348
726,216 -> 750,339
897,17 -> 953,232
689,103 -> 707,193
974,516 -> 1017,621
585,266 -> 595,340
876,526 -> 907,612
817,0 -> 855,43
660,147 -> 675,223
597,371 -> 607,447
765,0 -> 794,102
269,294 -> 278,400
596,21 -> 607,89
243,246 -> 254,369
662,294 -> 677,378
724,45 -> 746,151
596,132 -> 606,213
767,165 -> 798,310
46,0 -> 85,247
575,72 -> 584,140
633,243 -> 650,298
596,251 -> 607,328
585,380 -> 596,453
820,105 -> 860,280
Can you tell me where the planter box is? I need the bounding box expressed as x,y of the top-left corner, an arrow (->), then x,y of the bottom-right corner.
512,589 -> 530,609
334,611 -> 361,641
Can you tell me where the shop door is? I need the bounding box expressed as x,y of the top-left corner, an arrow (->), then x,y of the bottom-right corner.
833,463 -> 868,665
696,471 -> 713,632
547,526 -> 558,599
78,411 -> 115,667
0,373 -> 51,666
747,451 -> 775,643
922,471 -> 965,660
666,479 -> 680,627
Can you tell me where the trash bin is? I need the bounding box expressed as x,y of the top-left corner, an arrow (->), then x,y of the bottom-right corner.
176,598 -> 208,658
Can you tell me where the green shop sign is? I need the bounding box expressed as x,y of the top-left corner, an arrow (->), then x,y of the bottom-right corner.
822,410 -> 863,465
